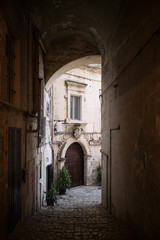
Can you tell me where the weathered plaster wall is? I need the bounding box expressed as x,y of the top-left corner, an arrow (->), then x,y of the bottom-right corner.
0,2 -> 41,238
0,105 -> 39,239
0,106 -> 9,239
101,2 -> 160,239
40,88 -> 53,204
50,65 -> 101,186
0,12 -> 8,102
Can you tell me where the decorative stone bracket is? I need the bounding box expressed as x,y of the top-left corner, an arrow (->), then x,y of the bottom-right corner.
73,124 -> 83,139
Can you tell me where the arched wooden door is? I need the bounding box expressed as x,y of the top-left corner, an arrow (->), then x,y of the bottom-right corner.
65,142 -> 84,187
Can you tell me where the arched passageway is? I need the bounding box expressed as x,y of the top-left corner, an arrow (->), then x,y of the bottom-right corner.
45,55 -> 101,189
65,142 -> 84,187
45,55 -> 101,90
1,1 -> 160,240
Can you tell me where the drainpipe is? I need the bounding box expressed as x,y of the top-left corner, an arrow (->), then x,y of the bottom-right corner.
51,85 -> 54,142
100,149 -> 108,208
109,125 -> 120,214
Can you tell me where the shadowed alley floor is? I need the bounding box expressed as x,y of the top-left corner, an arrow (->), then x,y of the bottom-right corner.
9,186 -> 135,240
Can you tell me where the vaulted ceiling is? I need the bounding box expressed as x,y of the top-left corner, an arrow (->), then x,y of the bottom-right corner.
24,0 -> 126,81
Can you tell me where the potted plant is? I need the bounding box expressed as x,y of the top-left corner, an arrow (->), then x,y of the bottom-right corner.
44,183 -> 58,206
57,166 -> 71,194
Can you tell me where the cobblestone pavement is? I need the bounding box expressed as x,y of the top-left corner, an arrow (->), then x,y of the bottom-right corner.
9,186 -> 135,240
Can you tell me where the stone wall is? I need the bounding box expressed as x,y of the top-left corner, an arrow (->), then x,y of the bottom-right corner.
0,2 -> 42,238
101,2 -> 160,239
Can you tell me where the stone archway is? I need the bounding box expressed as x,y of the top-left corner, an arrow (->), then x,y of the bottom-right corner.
46,55 -> 101,90
65,142 -> 84,187
60,138 -> 92,186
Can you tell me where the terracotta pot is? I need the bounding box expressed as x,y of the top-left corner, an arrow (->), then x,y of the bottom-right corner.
47,200 -> 54,206
59,188 -> 66,195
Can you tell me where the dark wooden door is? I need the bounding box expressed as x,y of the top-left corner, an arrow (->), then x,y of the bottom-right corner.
8,128 -> 21,234
65,142 -> 84,187
46,164 -> 53,190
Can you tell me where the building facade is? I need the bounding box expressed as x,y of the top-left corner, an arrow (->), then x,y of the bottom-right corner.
44,65 -> 101,189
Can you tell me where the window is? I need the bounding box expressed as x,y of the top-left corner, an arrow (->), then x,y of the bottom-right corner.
70,95 -> 80,120
66,80 -> 87,122
39,115 -> 46,138
46,164 -> 53,191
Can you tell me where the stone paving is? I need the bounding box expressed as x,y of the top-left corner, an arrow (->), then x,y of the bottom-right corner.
9,186 -> 135,240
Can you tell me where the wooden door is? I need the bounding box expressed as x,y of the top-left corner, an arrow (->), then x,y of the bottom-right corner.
65,142 -> 84,187
8,128 -> 21,234
46,164 -> 53,190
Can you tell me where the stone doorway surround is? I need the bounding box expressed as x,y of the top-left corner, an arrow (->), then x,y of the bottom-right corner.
59,138 -> 92,186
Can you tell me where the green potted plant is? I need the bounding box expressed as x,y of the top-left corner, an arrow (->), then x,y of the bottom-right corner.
57,166 -> 71,194
44,183 -> 58,206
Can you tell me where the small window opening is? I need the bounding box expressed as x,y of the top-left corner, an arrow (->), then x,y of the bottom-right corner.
70,95 -> 80,120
